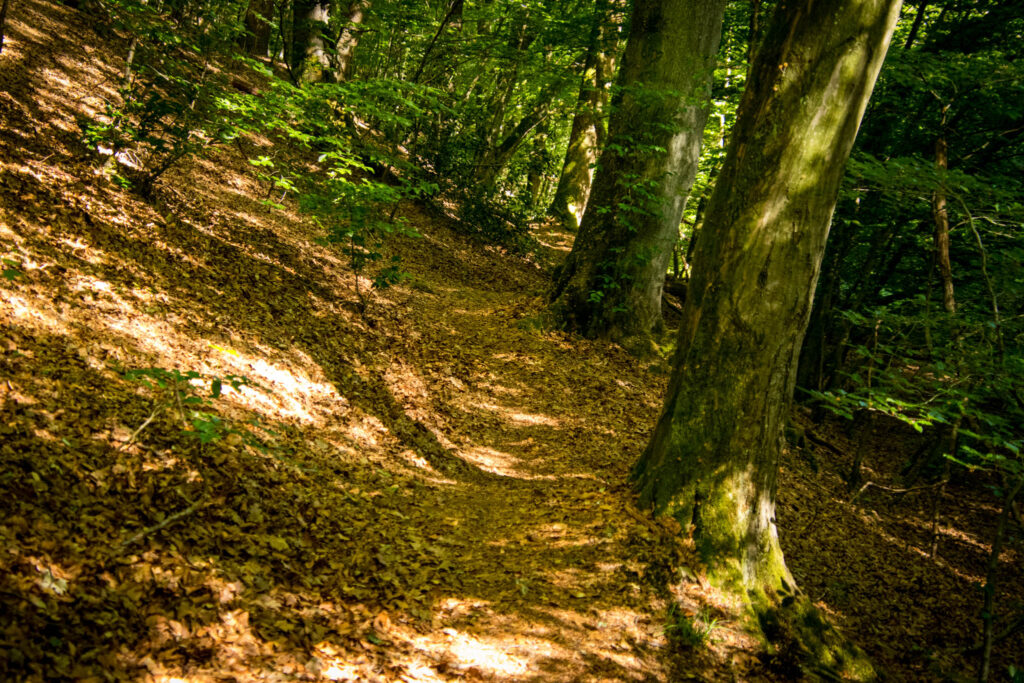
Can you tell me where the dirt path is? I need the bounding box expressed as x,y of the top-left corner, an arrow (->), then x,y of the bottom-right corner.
0,3 -> 715,679
3,1 -> 1023,681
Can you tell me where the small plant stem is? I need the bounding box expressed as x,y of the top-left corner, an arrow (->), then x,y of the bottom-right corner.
172,378 -> 188,429
118,405 -> 164,452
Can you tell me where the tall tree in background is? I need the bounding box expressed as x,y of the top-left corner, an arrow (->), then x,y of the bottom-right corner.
549,0 -> 728,345
547,0 -> 617,229
292,0 -> 331,83
333,0 -> 370,81
632,0 -> 901,669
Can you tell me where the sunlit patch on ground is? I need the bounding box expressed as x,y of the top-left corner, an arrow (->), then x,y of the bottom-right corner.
3,1 -> 1022,680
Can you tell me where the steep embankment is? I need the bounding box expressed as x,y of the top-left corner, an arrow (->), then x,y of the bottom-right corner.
2,1 -> 1022,682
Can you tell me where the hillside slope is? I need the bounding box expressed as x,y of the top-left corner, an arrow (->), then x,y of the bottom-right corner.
2,1 -> 1022,681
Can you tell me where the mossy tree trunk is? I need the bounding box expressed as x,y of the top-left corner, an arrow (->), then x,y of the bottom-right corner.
292,0 -> 331,83
548,0 -> 615,230
549,0 -> 727,345
632,0 -> 901,670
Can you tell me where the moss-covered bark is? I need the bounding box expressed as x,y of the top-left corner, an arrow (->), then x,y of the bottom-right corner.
549,0 -> 727,345
632,0 -> 902,675
548,0 -> 614,230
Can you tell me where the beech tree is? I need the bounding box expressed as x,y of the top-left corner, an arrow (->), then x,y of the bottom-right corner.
549,0 -> 728,345
547,0 -> 617,229
632,0 -> 902,671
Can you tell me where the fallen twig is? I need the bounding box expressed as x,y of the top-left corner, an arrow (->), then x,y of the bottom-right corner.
120,496 -> 206,548
850,479 -> 948,505
117,405 -> 163,452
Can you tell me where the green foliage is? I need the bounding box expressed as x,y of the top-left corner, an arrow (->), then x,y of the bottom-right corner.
123,367 -> 255,445
664,604 -> 719,648
457,192 -> 538,254
2,257 -> 23,280
80,0 -> 248,195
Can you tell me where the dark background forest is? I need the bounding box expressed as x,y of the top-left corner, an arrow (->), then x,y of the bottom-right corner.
0,0 -> 1022,680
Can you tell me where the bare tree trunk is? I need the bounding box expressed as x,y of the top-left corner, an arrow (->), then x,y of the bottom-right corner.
633,0 -> 901,672
548,0 -> 614,229
333,0 -> 369,81
549,0 -> 728,347
0,0 -> 11,55
979,476 -> 1024,682
933,127 -> 956,313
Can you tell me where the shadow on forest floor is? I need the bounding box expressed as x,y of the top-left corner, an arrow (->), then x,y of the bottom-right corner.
1,1 -> 1022,681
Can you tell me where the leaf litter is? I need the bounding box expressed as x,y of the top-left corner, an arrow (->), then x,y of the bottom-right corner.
1,1 -> 1022,681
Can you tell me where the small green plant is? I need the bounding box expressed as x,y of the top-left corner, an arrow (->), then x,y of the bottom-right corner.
81,0 -> 246,195
2,257 -> 23,280
664,604 -> 719,648
122,367 -> 255,446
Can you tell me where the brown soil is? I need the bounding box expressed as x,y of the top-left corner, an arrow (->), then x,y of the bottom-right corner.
1,1 -> 1022,681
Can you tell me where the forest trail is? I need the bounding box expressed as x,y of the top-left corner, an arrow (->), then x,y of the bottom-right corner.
2,1 -> 1023,681
0,2 -> 719,679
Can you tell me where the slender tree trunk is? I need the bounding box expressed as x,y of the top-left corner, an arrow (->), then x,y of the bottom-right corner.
0,0 -> 11,55
548,0 -> 613,229
528,120 -> 550,207
979,476 -> 1024,682
933,126 -> 956,313
549,0 -> 728,346
243,0 -> 274,57
477,97 -> 553,189
903,0 -> 929,49
632,0 -> 901,671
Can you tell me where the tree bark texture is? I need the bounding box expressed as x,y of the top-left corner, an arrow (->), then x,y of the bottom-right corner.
292,0 -> 331,83
333,0 -> 370,81
932,130 -> 956,313
549,0 -> 727,344
548,0 -> 615,229
632,0 -> 901,639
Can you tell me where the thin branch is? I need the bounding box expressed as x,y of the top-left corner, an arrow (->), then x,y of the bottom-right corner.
850,478 -> 948,504
117,405 -> 164,452
120,496 -> 206,548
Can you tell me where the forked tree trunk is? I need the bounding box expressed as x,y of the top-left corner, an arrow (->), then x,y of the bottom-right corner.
549,0 -> 727,346
632,0 -> 901,672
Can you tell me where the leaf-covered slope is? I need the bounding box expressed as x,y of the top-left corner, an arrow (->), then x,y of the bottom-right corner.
1,1 -> 1022,681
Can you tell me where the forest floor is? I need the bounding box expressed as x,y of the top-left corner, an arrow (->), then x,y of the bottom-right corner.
2,1 -> 1023,681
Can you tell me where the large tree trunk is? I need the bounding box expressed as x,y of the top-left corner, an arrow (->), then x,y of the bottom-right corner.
332,0 -> 369,81
242,0 -> 274,57
549,0 -> 727,346
632,0 -> 901,672
547,0 -> 615,229
292,0 -> 331,83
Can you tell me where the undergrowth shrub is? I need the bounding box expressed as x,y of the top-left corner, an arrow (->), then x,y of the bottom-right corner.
80,0 -> 247,195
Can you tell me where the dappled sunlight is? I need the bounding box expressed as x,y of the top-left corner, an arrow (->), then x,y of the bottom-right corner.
8,2 -> 1019,679
475,401 -> 561,427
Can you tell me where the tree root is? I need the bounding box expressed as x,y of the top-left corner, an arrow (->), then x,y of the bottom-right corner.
753,593 -> 876,682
